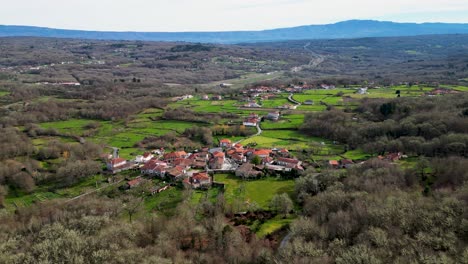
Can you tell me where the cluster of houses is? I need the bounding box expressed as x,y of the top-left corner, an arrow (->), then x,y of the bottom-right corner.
105,137 -> 308,190
106,144 -> 407,193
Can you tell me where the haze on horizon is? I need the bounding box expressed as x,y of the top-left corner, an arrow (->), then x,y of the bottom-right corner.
2,0 -> 468,32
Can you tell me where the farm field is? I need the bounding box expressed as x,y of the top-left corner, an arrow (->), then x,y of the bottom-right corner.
144,186 -> 184,217
261,114 -> 304,129
4,174 -> 105,211
37,117 -> 207,159
213,174 -> 295,210
200,71 -> 283,89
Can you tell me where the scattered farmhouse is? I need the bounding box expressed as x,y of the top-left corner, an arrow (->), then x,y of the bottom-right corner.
220,83 -> 233,88
304,100 -> 314,105
124,177 -> 144,189
320,84 -> 336,89
357,88 -> 368,95
328,160 -> 340,169
243,113 -> 260,126
266,111 -> 280,121
244,102 -> 262,108
277,104 -> 297,110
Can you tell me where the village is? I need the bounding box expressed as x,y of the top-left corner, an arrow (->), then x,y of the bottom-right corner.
105,80 -> 407,196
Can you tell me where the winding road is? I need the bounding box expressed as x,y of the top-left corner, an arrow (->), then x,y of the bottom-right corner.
234,124 -> 262,144
290,42 -> 326,72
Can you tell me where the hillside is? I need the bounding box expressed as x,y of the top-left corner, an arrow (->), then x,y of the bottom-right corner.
1,32 -> 468,263
3,20 -> 468,43
1,34 -> 467,86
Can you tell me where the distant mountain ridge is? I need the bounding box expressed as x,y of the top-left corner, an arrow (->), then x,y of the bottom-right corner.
2,20 -> 468,44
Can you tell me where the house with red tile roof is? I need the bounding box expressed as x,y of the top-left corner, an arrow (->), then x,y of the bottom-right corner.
166,166 -> 186,179
183,172 -> 212,189
141,160 -> 168,177
163,151 -> 188,162
209,156 -> 225,170
173,158 -> 192,169
212,151 -> 225,159
231,153 -> 246,164
219,139 -> 232,148
328,160 -> 339,168
252,149 -> 272,158
276,157 -> 302,170
262,157 -> 274,165
107,157 -> 127,170
275,148 -> 290,157
125,177 -> 144,189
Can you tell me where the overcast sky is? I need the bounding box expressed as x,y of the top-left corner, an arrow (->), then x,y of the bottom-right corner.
1,0 -> 468,32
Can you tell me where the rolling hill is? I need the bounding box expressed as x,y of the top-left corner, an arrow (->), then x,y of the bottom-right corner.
2,20 -> 468,44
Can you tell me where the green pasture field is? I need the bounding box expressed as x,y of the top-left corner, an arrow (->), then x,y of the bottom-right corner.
4,174 -> 104,211
261,114 -> 304,130
38,117 -> 202,159
342,149 -> 372,160
256,216 -> 295,238
144,186 -> 184,216
190,187 -> 222,205
213,174 -> 295,209
39,119 -> 96,135
260,93 -> 291,108
170,99 -> 240,113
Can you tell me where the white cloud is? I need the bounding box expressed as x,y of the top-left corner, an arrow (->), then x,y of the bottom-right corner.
1,0 -> 468,31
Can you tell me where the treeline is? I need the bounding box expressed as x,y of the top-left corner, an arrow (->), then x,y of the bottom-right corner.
0,127 -> 103,207
0,191 -> 276,264
300,94 -> 468,157
1,91 -> 167,127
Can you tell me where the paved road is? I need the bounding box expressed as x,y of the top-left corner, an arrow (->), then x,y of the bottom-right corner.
234,124 -> 262,145
290,42 -> 326,72
287,93 -> 301,106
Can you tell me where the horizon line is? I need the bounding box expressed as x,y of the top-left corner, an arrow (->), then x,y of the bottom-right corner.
2,19 -> 468,34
